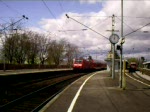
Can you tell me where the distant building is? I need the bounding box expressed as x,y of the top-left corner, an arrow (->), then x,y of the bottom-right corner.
105,51 -> 120,72
143,61 -> 150,69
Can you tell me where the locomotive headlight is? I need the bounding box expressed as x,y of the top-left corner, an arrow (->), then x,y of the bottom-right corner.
78,64 -> 82,67
74,64 -> 82,67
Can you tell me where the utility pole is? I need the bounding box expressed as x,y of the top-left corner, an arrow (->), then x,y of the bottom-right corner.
107,14 -> 116,50
112,14 -> 115,79
120,0 -> 124,88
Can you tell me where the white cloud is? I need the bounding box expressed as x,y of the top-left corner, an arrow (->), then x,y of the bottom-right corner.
27,27 -> 45,34
79,0 -> 102,4
31,0 -> 150,60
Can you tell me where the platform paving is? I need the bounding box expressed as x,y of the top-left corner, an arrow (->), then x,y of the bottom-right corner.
41,70 -> 150,112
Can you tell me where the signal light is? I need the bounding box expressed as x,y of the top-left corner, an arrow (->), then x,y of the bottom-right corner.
117,45 -> 121,50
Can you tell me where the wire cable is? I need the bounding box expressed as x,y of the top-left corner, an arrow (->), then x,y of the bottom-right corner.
116,16 -> 134,31
0,15 -> 28,32
124,21 -> 150,38
66,14 -> 109,40
57,1 -> 70,33
71,15 -> 111,18
41,0 -> 57,19
42,0 -> 68,35
117,16 -> 150,19
0,18 -> 8,23
90,16 -> 111,29
0,0 -> 22,15
58,1 -> 65,12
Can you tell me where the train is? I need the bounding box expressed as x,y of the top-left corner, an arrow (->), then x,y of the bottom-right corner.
73,58 -> 106,71
129,62 -> 137,73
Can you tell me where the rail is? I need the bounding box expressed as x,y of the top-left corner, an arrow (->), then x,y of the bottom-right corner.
0,73 -> 85,112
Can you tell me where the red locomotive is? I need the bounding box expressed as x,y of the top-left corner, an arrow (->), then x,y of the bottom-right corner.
73,58 -> 106,71
129,62 -> 137,73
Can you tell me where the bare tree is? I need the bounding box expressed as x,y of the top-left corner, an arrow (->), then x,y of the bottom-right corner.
13,32 -> 30,64
25,31 -> 40,64
48,39 -> 66,66
3,33 -> 17,63
38,34 -> 51,65
65,43 -> 78,67
1,19 -> 25,64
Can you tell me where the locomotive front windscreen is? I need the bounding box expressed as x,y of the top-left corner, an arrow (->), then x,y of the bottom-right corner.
75,60 -> 83,64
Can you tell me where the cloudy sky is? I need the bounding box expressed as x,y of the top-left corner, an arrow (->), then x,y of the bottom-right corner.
0,0 -> 150,61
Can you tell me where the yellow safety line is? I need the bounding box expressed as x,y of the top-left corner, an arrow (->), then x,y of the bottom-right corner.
125,73 -> 150,87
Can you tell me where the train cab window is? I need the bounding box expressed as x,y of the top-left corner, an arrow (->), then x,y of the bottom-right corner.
130,63 -> 136,67
75,60 -> 83,64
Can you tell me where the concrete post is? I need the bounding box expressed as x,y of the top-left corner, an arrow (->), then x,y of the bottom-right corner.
120,0 -> 123,88
123,60 -> 126,90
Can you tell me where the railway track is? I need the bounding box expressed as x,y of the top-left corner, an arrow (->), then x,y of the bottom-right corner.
0,73 -> 86,112
126,72 -> 150,88
0,71 -> 74,105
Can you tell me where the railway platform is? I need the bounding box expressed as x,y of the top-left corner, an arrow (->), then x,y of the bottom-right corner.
40,70 -> 150,112
0,68 -> 72,76
136,71 -> 150,81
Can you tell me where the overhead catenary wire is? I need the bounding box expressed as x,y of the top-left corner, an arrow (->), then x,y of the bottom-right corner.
58,29 -> 87,32
117,16 -> 150,19
73,15 -> 150,19
57,0 -> 71,27
0,0 -> 29,31
57,1 -> 71,32
0,18 -> 8,23
71,15 -> 111,18
58,1 -> 65,12
0,0 -> 22,15
0,15 -> 28,32
90,16 -> 111,29
116,16 -> 134,31
66,14 -> 109,40
41,0 -> 68,36
41,0 -> 57,19
123,21 -> 150,38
